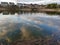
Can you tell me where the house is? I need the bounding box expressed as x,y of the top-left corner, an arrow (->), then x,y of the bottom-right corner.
17,3 -> 24,7
9,2 -> 15,6
17,3 -> 30,7
38,5 -> 46,9
1,2 -> 8,7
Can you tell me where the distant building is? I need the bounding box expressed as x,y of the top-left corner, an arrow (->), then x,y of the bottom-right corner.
0,4 -> 1,6
9,2 -> 15,6
17,3 -> 24,7
17,3 -> 30,7
39,5 -> 46,9
1,2 -> 8,7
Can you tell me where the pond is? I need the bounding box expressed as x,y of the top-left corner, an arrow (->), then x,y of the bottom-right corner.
0,12 -> 60,45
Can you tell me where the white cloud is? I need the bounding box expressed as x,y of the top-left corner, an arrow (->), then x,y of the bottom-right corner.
0,0 -> 60,4
0,0 -> 17,3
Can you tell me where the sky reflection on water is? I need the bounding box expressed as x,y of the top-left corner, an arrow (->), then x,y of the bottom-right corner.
0,13 -> 60,43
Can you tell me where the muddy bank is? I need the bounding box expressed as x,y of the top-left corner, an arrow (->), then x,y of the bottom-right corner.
38,9 -> 60,12
0,8 -> 60,13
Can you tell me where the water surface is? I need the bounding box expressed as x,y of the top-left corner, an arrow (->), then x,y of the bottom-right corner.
0,12 -> 60,45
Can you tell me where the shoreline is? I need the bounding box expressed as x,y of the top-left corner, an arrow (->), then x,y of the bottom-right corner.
0,8 -> 60,12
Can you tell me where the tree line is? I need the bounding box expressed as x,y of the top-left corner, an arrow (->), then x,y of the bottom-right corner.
46,3 -> 60,9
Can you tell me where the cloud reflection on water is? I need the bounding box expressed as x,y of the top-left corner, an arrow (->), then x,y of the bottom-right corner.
0,14 -> 60,42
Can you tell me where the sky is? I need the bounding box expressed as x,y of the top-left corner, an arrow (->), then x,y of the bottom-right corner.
0,0 -> 60,4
